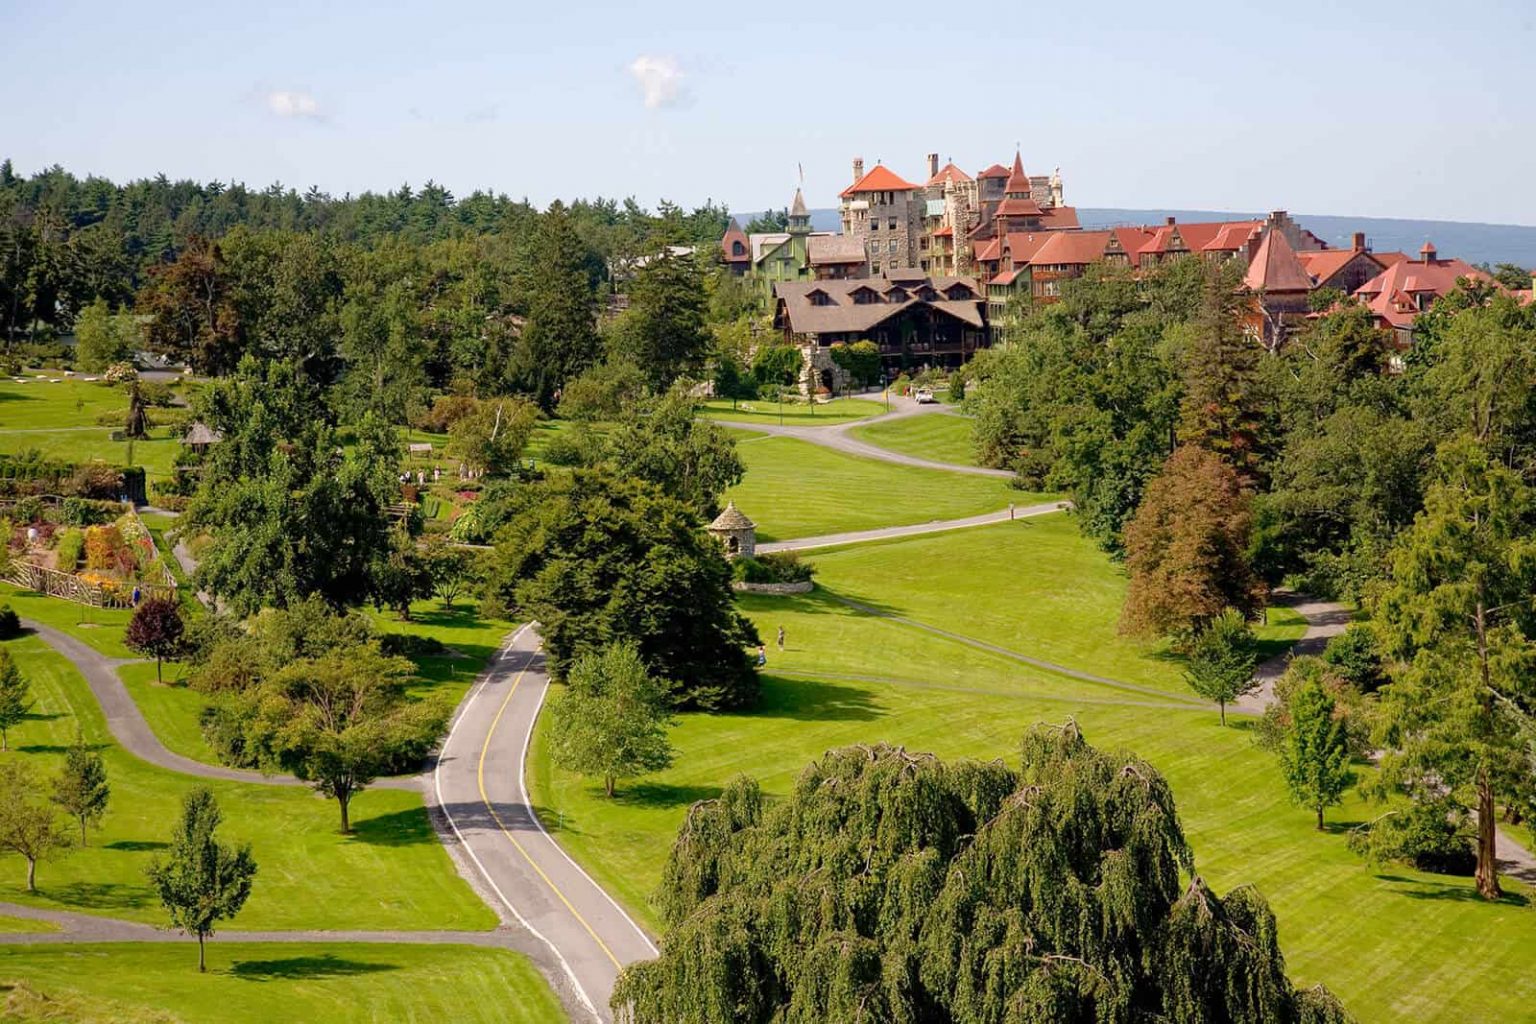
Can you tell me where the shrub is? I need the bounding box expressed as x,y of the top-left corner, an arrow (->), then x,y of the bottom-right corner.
67,462 -> 122,499
60,497 -> 116,527
412,394 -> 479,434
0,605 -> 19,639
1348,797 -> 1476,876
84,524 -> 133,575
378,633 -> 448,659
1321,624 -> 1385,692
12,496 -> 46,526
949,371 -> 966,401
732,552 -> 814,584
55,528 -> 84,571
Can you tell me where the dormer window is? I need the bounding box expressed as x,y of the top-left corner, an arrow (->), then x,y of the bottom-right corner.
887,288 -> 908,303
852,287 -> 880,305
807,289 -> 833,307
731,241 -> 745,256
944,284 -> 976,300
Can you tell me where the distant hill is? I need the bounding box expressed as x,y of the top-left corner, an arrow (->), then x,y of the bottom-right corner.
740,208 -> 1536,270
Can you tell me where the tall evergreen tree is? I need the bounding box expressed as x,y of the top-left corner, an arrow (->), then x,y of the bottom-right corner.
1178,261 -> 1267,479
517,202 -> 601,410
0,647 -> 32,751
1370,437 -> 1536,899
617,249 -> 711,390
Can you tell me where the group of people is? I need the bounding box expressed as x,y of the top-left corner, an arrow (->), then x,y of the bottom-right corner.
755,625 -> 786,666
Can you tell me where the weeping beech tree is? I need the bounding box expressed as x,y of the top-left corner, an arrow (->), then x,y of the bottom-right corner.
614,722 -> 1351,1024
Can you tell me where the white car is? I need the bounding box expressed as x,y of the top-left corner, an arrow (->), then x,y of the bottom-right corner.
914,387 -> 936,404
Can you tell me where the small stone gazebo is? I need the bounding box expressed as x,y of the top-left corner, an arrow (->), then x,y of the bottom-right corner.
708,501 -> 756,559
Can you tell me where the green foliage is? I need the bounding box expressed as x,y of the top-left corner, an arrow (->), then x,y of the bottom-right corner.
828,339 -> 881,389
205,635 -> 442,832
0,759 -> 73,893
1320,625 -> 1384,692
51,730 -> 110,845
557,359 -> 648,421
613,250 -> 711,390
0,603 -> 19,640
749,345 -> 802,388
604,387 -> 744,516
1369,436 -> 1536,899
515,201 -> 602,410
616,723 -> 1348,1023
0,646 -> 34,750
1181,608 -> 1259,724
368,530 -> 435,619
1275,676 -> 1356,828
145,788 -> 257,971
73,297 -> 140,372
488,468 -> 759,709
732,552 -> 813,585
548,643 -> 675,797
1346,797 -> 1476,876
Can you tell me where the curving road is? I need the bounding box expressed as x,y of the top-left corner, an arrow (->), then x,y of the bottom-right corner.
715,394 -> 1014,479
425,624 -> 657,1022
758,500 -> 1067,553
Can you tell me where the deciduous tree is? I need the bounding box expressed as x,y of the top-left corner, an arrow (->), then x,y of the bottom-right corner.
0,760 -> 72,892
447,397 -> 537,477
1182,607 -> 1259,725
51,730 -> 110,845
548,643 -> 674,797
146,787 -> 257,971
124,596 -> 185,682
604,387 -> 744,516
615,723 -> 1351,1023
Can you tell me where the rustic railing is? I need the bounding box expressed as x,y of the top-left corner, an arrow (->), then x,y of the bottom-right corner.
3,560 -> 176,609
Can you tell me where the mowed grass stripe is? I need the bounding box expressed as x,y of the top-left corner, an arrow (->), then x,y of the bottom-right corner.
849,411 -> 979,466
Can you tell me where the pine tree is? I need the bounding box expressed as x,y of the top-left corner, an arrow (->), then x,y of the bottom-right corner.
0,647 -> 33,750
1277,678 -> 1355,828
517,202 -> 601,410
1178,260 -> 1266,479
52,731 -> 111,845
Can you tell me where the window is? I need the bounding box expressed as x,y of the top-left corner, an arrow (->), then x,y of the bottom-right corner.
871,219 -> 879,231
888,217 -> 897,230
888,240 -> 897,253
872,262 -> 881,274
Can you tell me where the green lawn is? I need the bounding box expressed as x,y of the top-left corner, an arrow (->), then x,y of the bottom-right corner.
0,914 -> 56,934
0,378 -> 185,481
528,520 -> 1536,1022
849,411 -> 978,466
723,436 -> 1048,541
0,633 -> 496,932
696,397 -> 886,427
0,943 -> 563,1023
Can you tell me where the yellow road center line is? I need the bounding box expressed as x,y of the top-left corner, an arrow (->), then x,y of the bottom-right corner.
477,647 -> 624,971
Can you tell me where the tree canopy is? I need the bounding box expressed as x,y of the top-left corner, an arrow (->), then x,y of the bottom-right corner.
615,722 -> 1351,1023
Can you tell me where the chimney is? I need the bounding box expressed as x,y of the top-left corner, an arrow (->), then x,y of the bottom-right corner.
1351,231 -> 1366,251
852,157 -> 865,183
1165,216 -> 1176,226
928,153 -> 939,179
1420,240 -> 1437,263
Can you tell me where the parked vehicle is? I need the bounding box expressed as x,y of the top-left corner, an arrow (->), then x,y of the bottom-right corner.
914,387 -> 936,404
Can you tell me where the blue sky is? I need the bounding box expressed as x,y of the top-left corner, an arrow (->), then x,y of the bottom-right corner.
3,0 -> 1534,225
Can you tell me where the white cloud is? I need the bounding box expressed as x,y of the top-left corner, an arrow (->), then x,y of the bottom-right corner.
627,55 -> 686,109
266,90 -> 323,120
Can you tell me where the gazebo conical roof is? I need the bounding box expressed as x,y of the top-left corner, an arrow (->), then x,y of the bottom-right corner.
709,501 -> 755,531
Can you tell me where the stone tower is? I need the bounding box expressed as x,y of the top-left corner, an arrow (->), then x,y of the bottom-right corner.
708,502 -> 757,559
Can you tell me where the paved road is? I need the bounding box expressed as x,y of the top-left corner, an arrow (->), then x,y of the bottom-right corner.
759,500 -> 1068,553
22,619 -> 415,790
1235,591 -> 1352,713
425,624 -> 657,1022
716,394 -> 1014,479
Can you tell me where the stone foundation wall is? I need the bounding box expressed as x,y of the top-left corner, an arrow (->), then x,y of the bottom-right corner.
731,580 -> 815,595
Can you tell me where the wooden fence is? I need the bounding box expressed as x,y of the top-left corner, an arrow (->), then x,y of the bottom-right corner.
3,560 -> 176,609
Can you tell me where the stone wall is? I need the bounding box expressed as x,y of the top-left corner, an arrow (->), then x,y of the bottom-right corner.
731,580 -> 815,595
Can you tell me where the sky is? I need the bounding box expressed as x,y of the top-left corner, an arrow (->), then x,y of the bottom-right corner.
3,0 -> 1534,226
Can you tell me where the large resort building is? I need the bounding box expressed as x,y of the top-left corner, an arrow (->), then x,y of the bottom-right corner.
722,149 -> 1512,390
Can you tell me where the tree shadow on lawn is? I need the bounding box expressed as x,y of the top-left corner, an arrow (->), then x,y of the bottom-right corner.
40,881 -> 153,912
1374,873 -> 1531,907
745,675 -> 882,723
104,840 -> 169,852
347,807 -> 436,847
228,955 -> 399,981
608,782 -> 724,810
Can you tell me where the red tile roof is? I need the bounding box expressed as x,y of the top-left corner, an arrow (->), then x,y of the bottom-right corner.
932,226 -> 954,237
1038,206 -> 1081,230
977,163 -> 1010,179
1029,230 -> 1117,267
1355,256 -> 1491,330
996,196 -> 1045,217
1297,248 -> 1382,288
926,162 -> 973,187
1138,220 -> 1262,256
974,237 -> 1002,262
1243,228 -> 1312,294
1002,232 -> 1053,263
840,164 -> 919,197
990,269 -> 1022,285
721,218 -> 750,263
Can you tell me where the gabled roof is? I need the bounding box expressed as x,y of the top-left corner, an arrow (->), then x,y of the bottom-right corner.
749,232 -> 790,263
1297,248 -> 1383,288
1037,206 -> 1081,230
1028,230 -> 1118,267
977,163 -> 1010,179
997,197 -> 1045,217
790,188 -> 809,218
927,162 -> 973,187
1244,228 -> 1313,294
807,234 -> 867,266
1138,220 -> 1262,256
774,275 -> 986,334
721,218 -> 750,263
1002,232 -> 1053,264
974,237 -> 1003,263
932,226 -> 954,238
840,164 -> 919,197
989,269 -> 1022,286
1355,255 -> 1491,329
183,422 -> 223,446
